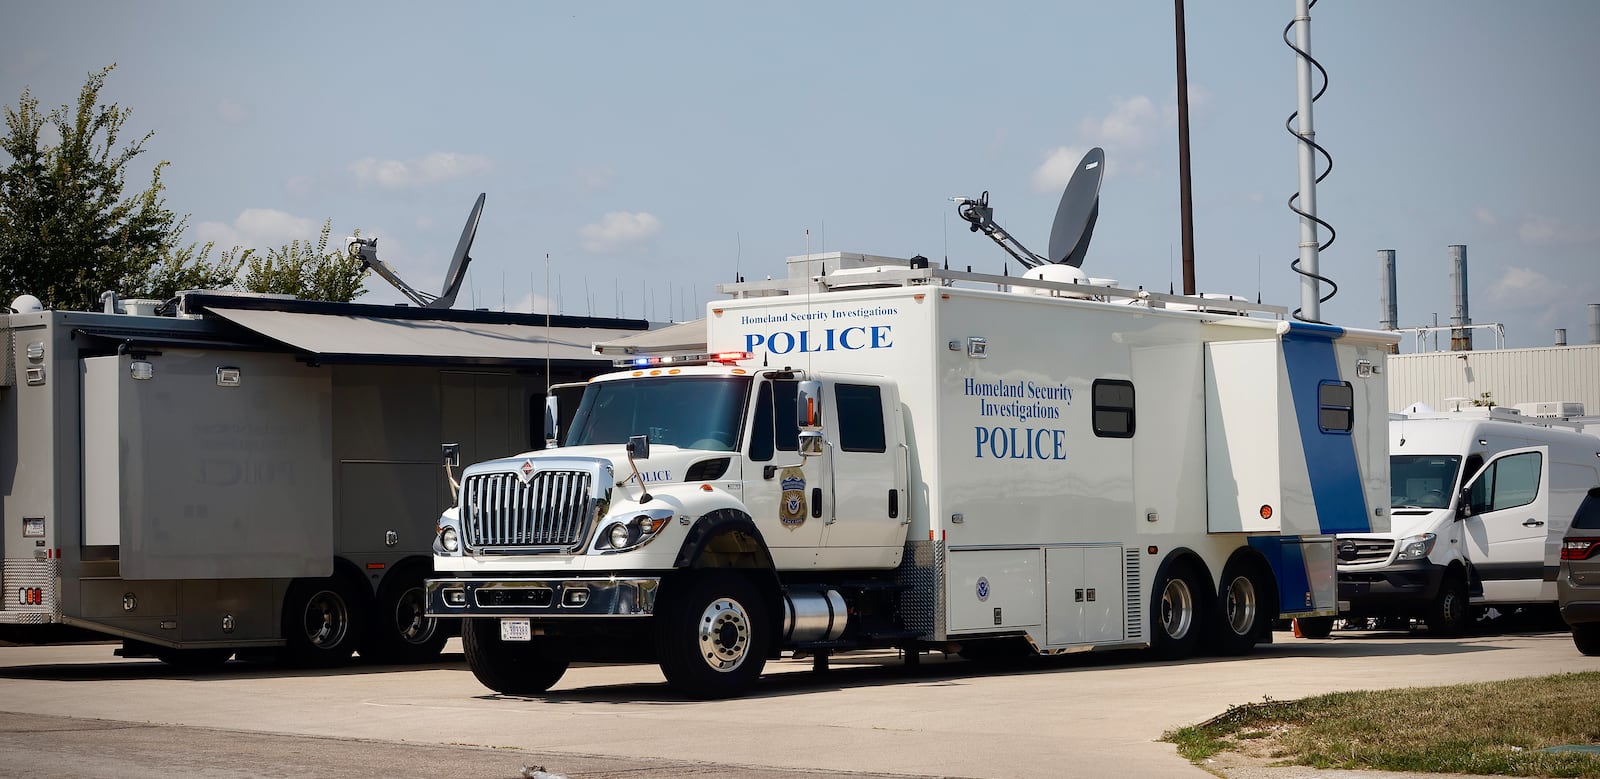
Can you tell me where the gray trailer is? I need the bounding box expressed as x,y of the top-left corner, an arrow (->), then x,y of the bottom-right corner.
1,290 -> 642,667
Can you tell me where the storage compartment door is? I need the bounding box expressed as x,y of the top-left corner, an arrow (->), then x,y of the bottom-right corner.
86,352 -> 334,580
945,548 -> 1043,633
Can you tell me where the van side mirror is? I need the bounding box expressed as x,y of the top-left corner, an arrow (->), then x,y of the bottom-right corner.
796,381 -> 824,457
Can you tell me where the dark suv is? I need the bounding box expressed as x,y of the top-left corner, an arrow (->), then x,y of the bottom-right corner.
1558,486 -> 1600,655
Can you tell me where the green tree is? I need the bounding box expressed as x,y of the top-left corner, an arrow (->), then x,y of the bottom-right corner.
0,64 -> 238,311
239,219 -> 368,302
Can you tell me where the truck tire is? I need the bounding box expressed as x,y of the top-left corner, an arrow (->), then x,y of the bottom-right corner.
1208,560 -> 1267,656
461,618 -> 570,694
281,575 -> 366,667
1570,623 -> 1600,656
1151,559 -> 1204,660
1426,572 -> 1470,636
362,563 -> 450,664
656,571 -> 770,699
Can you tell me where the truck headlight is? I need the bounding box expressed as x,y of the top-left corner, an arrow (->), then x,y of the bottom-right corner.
596,509 -> 673,552
439,526 -> 460,553
1396,533 -> 1436,561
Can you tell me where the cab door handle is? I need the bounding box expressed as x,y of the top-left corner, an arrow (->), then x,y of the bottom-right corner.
1522,518 -> 1545,528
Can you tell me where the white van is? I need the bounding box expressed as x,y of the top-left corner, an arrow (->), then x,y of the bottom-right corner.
1332,405 -> 1600,634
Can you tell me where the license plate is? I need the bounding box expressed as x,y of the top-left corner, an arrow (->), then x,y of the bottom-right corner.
500,618 -> 532,641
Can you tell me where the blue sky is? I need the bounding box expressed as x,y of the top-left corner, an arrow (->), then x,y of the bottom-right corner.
4,1 -> 1597,350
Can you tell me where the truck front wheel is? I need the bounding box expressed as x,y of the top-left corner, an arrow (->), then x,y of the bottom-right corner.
1426,572 -> 1469,636
461,618 -> 570,694
656,571 -> 770,699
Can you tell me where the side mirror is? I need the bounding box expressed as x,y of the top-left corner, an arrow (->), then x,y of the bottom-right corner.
796,380 -> 824,457
441,443 -> 460,468
627,434 -> 650,460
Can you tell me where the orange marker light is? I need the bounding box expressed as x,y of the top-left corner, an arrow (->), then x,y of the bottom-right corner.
1260,505 -> 1274,520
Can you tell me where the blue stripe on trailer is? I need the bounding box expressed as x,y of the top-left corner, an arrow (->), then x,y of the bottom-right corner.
1249,535 -> 1314,615
1282,323 -> 1372,534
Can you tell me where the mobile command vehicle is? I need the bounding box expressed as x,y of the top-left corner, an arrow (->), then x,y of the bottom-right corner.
1330,405 -> 1600,635
0,289 -> 644,667
426,249 -> 1397,698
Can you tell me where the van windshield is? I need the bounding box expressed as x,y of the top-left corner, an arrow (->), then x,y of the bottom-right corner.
565,376 -> 750,452
1390,455 -> 1462,509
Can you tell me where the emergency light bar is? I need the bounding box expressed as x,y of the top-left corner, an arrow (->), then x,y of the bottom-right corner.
613,351 -> 753,368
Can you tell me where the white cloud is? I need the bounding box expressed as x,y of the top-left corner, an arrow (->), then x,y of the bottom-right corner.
217,99 -> 246,123
1081,95 -> 1158,150
348,151 -> 491,190
415,215 -> 435,231
1487,266 -> 1556,306
1518,215 -> 1598,247
575,166 -> 619,193
1473,207 -> 1497,226
579,211 -> 663,253
194,208 -> 320,250
1032,145 -> 1089,193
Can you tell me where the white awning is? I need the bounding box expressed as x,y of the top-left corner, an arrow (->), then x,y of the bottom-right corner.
205,306 -> 638,364
592,318 -> 708,356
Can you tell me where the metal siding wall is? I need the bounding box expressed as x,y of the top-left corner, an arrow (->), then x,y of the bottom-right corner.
1387,344 -> 1600,413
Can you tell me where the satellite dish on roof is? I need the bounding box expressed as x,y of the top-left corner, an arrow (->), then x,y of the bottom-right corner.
954,147 -> 1104,271
1047,147 -> 1104,267
347,193 -> 486,309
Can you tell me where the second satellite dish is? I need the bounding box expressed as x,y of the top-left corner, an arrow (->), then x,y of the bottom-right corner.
348,193 -> 486,309
955,147 -> 1104,271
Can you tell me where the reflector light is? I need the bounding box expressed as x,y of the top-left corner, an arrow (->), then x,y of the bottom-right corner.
1260,505 -> 1274,520
1562,538 -> 1600,561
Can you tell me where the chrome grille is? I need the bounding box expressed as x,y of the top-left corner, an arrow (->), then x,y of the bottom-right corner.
462,470 -> 594,549
1337,538 -> 1395,566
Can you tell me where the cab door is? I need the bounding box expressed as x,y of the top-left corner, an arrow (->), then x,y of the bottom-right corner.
818,377 -> 907,568
742,376 -> 828,566
1461,446 -> 1548,602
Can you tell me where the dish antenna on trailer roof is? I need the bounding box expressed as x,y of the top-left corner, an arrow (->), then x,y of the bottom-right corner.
954,147 -> 1104,270
347,192 -> 486,308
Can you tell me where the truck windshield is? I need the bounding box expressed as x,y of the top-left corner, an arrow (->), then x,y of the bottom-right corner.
565,376 -> 749,452
1390,454 -> 1463,508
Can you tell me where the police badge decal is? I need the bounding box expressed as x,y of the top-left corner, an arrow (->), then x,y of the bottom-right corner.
779,467 -> 807,527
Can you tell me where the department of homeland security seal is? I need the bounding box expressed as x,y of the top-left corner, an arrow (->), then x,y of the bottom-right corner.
779,467 -> 807,527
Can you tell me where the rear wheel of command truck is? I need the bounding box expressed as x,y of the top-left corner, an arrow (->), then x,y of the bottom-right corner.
1426,571 -> 1470,636
1151,559 -> 1205,659
1208,558 -> 1271,655
656,571 -> 770,699
461,618 -> 570,694
361,562 -> 450,664
281,574 -> 366,667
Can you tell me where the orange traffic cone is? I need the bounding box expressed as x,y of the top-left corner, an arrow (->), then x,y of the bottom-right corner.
1292,618 -> 1304,638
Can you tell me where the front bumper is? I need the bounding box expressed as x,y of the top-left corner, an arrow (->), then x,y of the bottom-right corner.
424,576 -> 661,619
1338,560 -> 1446,615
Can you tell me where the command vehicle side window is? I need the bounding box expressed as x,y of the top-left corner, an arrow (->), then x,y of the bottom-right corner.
835,383 -> 886,452
748,379 -> 800,463
1092,379 -> 1135,438
1467,451 -> 1543,514
1318,381 -> 1354,433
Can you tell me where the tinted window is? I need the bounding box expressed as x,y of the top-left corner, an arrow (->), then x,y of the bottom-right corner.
1390,455 -> 1462,509
1573,488 -> 1600,530
1318,381 -> 1353,433
836,383 -> 886,452
750,382 -> 775,462
1092,379 -> 1134,438
1467,451 -> 1543,514
566,376 -> 749,452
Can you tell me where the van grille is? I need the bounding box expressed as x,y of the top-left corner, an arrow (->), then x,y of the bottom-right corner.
1336,538 -> 1394,566
462,470 -> 595,550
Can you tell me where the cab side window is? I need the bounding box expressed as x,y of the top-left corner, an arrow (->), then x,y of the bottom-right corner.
748,379 -> 800,462
835,383 -> 886,452
1467,451 -> 1543,514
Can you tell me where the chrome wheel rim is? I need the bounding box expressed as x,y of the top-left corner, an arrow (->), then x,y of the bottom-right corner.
1160,578 -> 1194,640
696,597 -> 752,672
302,589 -> 350,648
394,586 -> 437,645
1225,575 -> 1257,635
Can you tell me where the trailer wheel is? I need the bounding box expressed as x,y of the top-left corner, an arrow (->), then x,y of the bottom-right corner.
1573,623 -> 1600,656
362,563 -> 449,664
1208,559 -> 1269,656
281,575 -> 365,667
155,648 -> 234,670
461,618 -> 570,694
656,571 -> 769,699
1425,571 -> 1469,636
1151,560 -> 1204,659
